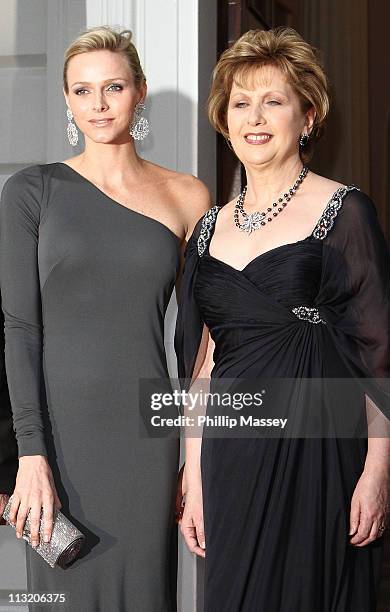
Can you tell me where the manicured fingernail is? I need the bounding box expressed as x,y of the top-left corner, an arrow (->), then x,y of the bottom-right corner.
44,535 -> 50,543
200,541 -> 205,549
32,540 -> 38,547
16,532 -> 21,538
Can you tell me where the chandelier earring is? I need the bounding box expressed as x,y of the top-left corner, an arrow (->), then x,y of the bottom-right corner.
66,107 -> 79,147
129,101 -> 150,140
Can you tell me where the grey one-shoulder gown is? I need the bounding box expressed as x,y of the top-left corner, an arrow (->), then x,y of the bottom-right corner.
0,163 -> 180,611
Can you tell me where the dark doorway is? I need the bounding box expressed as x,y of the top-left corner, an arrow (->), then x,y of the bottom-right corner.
215,2 -> 390,609
216,0 -> 301,206
216,0 -> 390,244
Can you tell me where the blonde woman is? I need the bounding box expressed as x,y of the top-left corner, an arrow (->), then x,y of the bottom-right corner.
0,26 -> 209,611
175,28 -> 390,611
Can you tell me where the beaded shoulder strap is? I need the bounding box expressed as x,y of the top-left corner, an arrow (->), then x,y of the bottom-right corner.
291,185 -> 359,326
312,185 -> 360,240
197,205 -> 222,257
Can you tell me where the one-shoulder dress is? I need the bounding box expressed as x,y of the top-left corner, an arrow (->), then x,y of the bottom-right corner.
175,186 -> 390,611
0,163 -> 180,611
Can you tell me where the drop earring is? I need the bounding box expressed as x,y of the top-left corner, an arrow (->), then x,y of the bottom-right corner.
299,132 -> 309,147
129,102 -> 150,141
66,107 -> 78,147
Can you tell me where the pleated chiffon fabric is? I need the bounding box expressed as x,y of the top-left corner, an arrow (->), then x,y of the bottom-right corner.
175,186 -> 390,611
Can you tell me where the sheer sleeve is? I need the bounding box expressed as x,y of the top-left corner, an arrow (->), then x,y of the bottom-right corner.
316,189 -> 390,421
174,217 -> 208,390
0,166 -> 48,458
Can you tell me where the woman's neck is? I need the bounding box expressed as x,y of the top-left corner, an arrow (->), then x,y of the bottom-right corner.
243,158 -> 306,211
77,142 -> 145,187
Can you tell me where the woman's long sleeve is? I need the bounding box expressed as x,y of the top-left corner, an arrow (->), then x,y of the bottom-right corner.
0,304 -> 18,493
0,166 -> 47,458
317,189 -> 390,422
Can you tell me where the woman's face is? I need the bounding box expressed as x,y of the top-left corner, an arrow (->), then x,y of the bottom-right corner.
63,49 -> 146,144
226,64 -> 314,169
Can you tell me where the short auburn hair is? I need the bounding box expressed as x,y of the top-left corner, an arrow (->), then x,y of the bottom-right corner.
63,26 -> 145,94
208,27 -> 330,163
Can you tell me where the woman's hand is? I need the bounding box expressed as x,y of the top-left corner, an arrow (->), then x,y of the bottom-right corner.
8,455 -> 62,547
179,469 -> 206,558
175,464 -> 186,524
349,467 -> 390,546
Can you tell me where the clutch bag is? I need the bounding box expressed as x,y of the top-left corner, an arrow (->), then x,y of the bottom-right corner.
1,495 -> 85,568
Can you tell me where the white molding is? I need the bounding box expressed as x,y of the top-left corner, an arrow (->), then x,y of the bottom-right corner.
177,0 -> 198,174
197,0 -> 217,199
133,0 -> 145,66
0,66 -> 46,164
46,0 -> 87,162
86,0 -> 143,71
86,0 -> 135,29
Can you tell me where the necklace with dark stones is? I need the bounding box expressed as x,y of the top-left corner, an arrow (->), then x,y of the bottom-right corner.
234,165 -> 309,235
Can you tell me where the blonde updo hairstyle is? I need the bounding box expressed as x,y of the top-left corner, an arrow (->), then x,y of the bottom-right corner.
63,25 -> 146,94
208,27 -> 330,163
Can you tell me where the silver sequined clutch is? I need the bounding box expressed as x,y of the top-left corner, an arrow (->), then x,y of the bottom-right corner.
1,495 -> 85,568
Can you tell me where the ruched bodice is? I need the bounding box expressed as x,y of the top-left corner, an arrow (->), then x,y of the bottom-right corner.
199,234 -> 322,317
196,238 -> 325,378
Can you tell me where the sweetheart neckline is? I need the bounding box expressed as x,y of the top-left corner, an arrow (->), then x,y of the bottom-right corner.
204,235 -> 319,273
202,184 -> 359,270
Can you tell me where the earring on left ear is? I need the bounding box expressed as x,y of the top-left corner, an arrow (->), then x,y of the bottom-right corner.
66,107 -> 79,147
129,102 -> 150,140
299,132 -> 309,147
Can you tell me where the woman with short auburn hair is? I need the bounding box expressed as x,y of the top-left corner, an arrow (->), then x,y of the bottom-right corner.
175,27 -> 390,611
208,27 -> 329,164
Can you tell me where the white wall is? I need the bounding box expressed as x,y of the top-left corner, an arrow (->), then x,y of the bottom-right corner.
87,0 -> 216,185
0,0 -> 47,188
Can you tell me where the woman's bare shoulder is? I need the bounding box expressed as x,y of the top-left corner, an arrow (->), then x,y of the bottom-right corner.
144,160 -> 208,193
173,173 -> 212,239
305,172 -> 345,197
144,161 -> 212,236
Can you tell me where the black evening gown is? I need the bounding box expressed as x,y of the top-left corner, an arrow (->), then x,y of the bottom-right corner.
0,163 -> 180,611
175,186 -> 390,612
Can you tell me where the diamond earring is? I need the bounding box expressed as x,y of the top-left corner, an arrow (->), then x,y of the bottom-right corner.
299,132 -> 309,147
66,108 -> 78,147
129,102 -> 150,140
